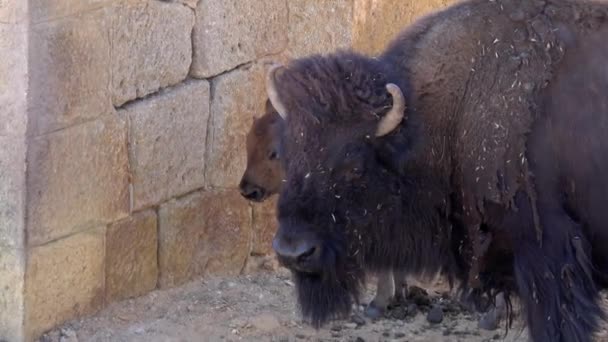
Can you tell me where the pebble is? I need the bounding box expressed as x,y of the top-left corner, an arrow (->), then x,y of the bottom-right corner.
356,337 -> 366,342
427,305 -> 444,324
133,327 -> 145,335
250,314 -> 281,331
59,328 -> 78,342
351,314 -> 366,326
344,323 -> 358,329
407,303 -> 418,317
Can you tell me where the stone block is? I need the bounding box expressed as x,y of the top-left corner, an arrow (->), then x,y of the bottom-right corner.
25,227 -> 105,341
27,115 -> 129,246
0,0 -> 27,23
353,0 -> 454,55
158,190 -> 252,288
170,0 -> 198,9
191,0 -> 287,78
285,1 -> 354,59
28,9 -> 112,136
0,136 -> 25,249
206,62 -> 270,188
111,0 -> 194,106
0,247 -> 24,342
124,80 -> 209,211
251,196 -> 278,256
0,23 -> 27,137
29,0 -> 112,23
106,210 -> 158,303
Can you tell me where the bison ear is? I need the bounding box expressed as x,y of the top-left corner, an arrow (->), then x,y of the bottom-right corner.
266,64 -> 289,120
375,83 -> 406,137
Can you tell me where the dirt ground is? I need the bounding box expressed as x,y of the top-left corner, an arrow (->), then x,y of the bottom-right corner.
41,266 -> 608,342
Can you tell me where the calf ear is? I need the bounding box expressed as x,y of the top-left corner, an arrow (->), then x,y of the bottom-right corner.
264,99 -> 275,115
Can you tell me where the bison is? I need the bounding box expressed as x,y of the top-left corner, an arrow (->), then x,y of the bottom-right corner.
238,100 -> 410,319
265,0 -> 608,341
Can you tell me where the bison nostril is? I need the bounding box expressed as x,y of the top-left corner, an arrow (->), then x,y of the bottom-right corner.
240,186 -> 265,201
297,246 -> 317,263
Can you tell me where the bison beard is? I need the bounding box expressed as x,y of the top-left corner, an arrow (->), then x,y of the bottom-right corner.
291,248 -> 365,328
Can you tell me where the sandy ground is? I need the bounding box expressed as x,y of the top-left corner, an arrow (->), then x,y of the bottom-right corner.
40,267 -> 608,342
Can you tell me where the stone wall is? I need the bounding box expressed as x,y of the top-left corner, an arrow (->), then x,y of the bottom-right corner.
0,0 -> 454,340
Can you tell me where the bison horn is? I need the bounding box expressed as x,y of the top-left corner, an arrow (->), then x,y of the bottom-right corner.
375,83 -> 406,137
266,64 -> 289,120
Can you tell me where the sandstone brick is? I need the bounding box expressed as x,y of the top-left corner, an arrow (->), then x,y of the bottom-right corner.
207,62 -> 270,188
158,190 -> 252,288
0,0 -> 27,23
170,0 -> 198,9
251,196 -> 278,256
0,247 -> 24,342
25,227 -> 105,341
106,210 -> 158,303
111,0 -> 194,106
124,80 -> 209,211
29,0 -> 112,23
285,1 -> 354,59
191,0 -> 288,78
27,115 -> 129,246
28,9 -> 112,136
0,136 -> 25,249
0,23 -> 27,137
353,0 -> 454,55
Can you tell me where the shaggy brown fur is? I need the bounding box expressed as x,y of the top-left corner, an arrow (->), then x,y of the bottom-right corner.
269,0 -> 608,341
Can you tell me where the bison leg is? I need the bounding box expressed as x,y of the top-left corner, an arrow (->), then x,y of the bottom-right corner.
478,292 -> 506,331
392,269 -> 408,303
509,192 -> 603,342
364,270 -> 395,319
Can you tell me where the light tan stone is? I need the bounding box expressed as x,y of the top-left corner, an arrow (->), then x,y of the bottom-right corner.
0,0 -> 27,23
28,8 -> 112,136
353,0 -> 454,55
171,0 -> 198,9
285,1 -> 354,59
25,227 -> 105,341
0,23 -> 27,137
206,62 -> 271,188
251,196 -> 278,256
0,136 -> 25,249
27,115 -> 129,246
111,0 -> 194,106
191,0 -> 288,78
29,0 -> 112,23
124,80 -> 209,211
106,210 -> 158,303
158,190 -> 252,288
0,247 -> 24,342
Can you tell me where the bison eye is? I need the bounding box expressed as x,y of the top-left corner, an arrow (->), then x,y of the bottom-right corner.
268,150 -> 279,160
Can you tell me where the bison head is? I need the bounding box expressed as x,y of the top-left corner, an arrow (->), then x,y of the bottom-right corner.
266,53 -> 417,327
239,100 -> 285,202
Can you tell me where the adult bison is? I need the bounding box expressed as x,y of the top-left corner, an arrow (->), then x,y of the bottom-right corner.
238,100 -> 410,319
265,0 -> 608,341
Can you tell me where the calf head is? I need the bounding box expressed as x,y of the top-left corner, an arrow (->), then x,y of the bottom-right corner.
265,53 -> 422,327
239,100 -> 285,202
